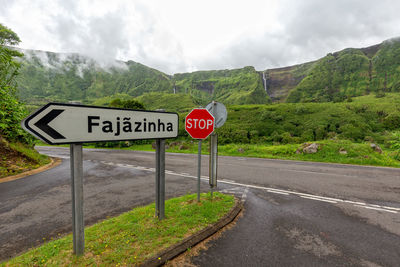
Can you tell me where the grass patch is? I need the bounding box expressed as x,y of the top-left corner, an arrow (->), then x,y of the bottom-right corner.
217,140 -> 400,167
2,192 -> 235,266
0,138 -> 50,178
35,138 -> 400,168
91,139 -> 400,168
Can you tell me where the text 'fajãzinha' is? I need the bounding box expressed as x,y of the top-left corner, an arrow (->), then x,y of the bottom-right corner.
88,116 -> 174,136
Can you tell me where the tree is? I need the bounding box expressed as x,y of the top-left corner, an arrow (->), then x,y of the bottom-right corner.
109,98 -> 145,110
0,23 -> 30,143
0,23 -> 23,89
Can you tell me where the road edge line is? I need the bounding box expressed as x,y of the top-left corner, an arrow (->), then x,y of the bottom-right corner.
0,157 -> 62,184
141,199 -> 243,267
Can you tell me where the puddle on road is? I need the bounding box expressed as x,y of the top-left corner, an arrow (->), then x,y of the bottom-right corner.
279,226 -> 341,258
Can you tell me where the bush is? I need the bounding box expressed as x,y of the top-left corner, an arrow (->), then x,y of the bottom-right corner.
383,113 -> 400,130
0,24 -> 32,144
339,124 -> 365,141
301,129 -> 315,142
281,132 -> 293,144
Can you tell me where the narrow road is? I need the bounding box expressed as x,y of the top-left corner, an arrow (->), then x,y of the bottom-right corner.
1,146 -> 399,265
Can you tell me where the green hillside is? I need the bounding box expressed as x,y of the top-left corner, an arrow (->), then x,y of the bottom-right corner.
17,51 -> 173,104
91,92 -> 197,113
287,39 -> 400,102
183,94 -> 400,147
173,66 -> 270,105
14,37 -> 400,106
263,61 -> 316,102
16,51 -> 271,107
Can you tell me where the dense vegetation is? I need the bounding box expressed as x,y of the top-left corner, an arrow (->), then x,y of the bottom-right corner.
287,39 -> 400,102
174,66 -> 270,105
0,24 -> 50,178
0,23 -> 31,143
15,37 -> 400,107
91,92 -> 197,113
17,52 -> 172,104
207,94 -> 400,145
16,51 -> 271,107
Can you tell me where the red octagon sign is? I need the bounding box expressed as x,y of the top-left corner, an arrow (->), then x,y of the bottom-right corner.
185,108 -> 215,139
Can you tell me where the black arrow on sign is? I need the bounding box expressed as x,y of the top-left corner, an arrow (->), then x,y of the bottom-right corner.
34,109 -> 66,139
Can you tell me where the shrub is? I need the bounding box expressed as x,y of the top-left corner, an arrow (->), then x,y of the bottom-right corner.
383,113 -> 400,130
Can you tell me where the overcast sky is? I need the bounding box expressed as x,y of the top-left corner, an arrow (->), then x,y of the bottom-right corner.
1,0 -> 400,74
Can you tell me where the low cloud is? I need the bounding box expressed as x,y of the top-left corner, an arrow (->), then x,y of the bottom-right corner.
212,0 -> 400,71
2,0 -> 400,73
46,1 -> 187,73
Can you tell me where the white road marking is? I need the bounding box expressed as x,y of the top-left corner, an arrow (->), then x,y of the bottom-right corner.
300,196 -> 338,204
267,190 -> 289,196
284,168 -> 358,178
220,187 -> 244,194
242,187 -> 249,203
343,200 -> 367,206
97,160 -> 399,214
381,206 -> 400,211
44,154 -> 69,159
220,179 -> 236,183
354,205 -> 398,214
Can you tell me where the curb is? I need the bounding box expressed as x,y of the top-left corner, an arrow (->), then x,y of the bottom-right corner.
141,200 -> 243,267
0,157 -> 62,184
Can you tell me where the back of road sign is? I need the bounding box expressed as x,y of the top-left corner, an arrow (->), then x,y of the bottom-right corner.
205,102 -> 227,128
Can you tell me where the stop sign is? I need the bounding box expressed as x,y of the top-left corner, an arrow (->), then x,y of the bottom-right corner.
185,108 -> 215,139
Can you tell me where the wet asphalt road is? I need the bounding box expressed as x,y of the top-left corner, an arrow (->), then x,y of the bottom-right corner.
1,146 -> 399,266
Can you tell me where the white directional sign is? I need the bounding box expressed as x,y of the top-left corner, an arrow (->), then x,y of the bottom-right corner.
22,103 -> 179,144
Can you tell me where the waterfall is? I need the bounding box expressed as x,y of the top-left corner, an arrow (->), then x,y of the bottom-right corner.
262,72 -> 268,94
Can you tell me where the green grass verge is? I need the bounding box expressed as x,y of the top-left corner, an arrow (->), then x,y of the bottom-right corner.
216,140 -> 400,167
2,192 -> 235,266
35,138 -> 400,168
0,141 -> 50,178
81,140 -> 399,168
10,142 -> 50,165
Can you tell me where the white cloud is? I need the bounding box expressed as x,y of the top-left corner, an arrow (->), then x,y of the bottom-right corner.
1,0 -> 400,74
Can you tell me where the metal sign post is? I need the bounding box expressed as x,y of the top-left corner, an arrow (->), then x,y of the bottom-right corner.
205,101 -> 227,199
70,143 -> 84,255
209,133 -> 218,198
155,139 -> 165,220
197,139 -> 202,202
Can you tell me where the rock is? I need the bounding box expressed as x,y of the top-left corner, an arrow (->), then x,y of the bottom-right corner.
303,143 -> 319,154
339,148 -> 347,155
179,144 -> 189,150
370,143 -> 383,154
168,141 -> 180,148
238,148 -> 245,153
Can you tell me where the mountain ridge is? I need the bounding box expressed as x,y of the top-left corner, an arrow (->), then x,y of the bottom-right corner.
14,37 -> 400,107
